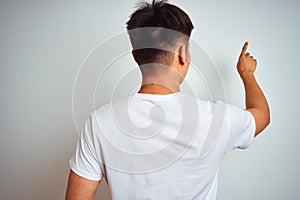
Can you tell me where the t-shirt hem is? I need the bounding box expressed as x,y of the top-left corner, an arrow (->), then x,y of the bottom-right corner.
69,160 -> 102,181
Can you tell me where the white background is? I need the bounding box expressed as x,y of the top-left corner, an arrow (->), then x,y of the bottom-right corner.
0,0 -> 299,199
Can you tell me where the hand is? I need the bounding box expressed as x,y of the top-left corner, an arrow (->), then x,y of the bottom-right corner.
237,42 -> 257,77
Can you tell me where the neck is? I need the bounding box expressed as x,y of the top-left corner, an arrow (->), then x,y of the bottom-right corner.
137,64 -> 183,95
138,78 -> 180,95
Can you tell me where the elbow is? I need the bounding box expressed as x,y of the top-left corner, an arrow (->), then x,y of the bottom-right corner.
265,107 -> 271,127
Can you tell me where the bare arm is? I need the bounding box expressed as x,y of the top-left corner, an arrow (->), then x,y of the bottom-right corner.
65,170 -> 100,200
237,42 -> 270,137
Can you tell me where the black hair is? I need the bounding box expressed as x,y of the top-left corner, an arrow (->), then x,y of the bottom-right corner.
126,0 -> 194,65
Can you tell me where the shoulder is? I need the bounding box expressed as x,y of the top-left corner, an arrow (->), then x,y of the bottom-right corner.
194,99 -> 248,124
94,97 -> 127,114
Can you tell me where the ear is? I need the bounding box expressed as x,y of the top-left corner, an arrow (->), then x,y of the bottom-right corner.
132,50 -> 139,64
178,44 -> 187,66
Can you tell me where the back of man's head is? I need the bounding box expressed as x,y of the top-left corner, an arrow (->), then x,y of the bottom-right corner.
126,0 -> 194,65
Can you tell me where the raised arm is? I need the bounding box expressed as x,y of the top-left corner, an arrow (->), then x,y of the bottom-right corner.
237,42 -> 270,137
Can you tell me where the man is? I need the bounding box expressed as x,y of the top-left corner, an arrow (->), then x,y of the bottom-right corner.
66,0 -> 270,199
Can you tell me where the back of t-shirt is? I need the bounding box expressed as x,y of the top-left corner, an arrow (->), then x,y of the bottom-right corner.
69,92 -> 255,200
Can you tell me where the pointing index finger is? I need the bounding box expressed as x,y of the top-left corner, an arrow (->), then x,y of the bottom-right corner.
241,41 -> 248,56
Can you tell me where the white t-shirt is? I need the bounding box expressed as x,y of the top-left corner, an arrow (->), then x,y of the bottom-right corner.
69,92 -> 255,200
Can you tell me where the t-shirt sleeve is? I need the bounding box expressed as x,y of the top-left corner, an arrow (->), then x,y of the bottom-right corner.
69,113 -> 103,181
225,104 -> 256,153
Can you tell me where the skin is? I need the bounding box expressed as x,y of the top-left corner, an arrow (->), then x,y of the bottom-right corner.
237,42 -> 270,137
136,41 -> 190,94
65,41 -> 270,199
65,170 -> 100,200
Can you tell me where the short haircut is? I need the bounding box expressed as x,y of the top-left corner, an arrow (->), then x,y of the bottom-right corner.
126,0 -> 194,65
